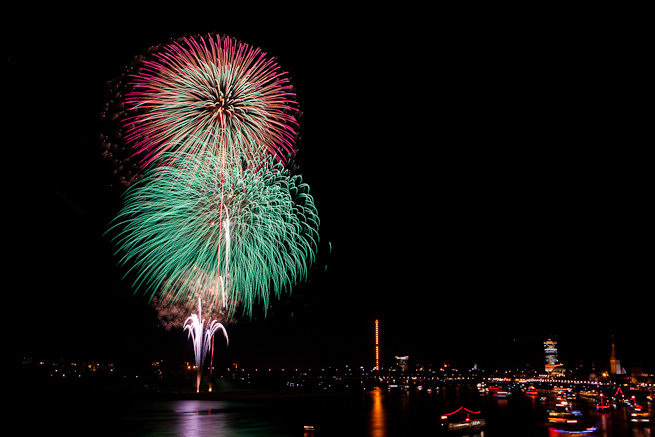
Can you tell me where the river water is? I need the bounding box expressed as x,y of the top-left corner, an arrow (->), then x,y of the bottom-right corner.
25,386 -> 653,436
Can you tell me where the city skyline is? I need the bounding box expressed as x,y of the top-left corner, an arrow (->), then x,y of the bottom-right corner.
15,307 -> 653,376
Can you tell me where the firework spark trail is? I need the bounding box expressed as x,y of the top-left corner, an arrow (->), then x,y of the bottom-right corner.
221,212 -> 231,309
122,34 -> 299,172
184,298 -> 228,392
109,154 -> 319,317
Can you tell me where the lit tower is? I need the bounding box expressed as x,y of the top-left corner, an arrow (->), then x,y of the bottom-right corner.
544,338 -> 559,374
610,335 -> 624,375
375,319 -> 380,371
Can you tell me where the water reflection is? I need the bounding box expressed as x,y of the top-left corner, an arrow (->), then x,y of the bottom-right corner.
598,412 -> 611,437
94,386 -> 653,436
173,400 -> 231,437
369,388 -> 387,437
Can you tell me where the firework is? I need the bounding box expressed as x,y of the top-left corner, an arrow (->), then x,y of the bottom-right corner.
152,292 -> 233,330
100,54 -> 147,189
184,299 -> 228,392
122,34 -> 299,172
109,154 -> 319,317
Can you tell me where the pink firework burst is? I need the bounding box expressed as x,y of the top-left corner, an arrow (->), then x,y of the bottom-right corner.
123,34 -> 299,170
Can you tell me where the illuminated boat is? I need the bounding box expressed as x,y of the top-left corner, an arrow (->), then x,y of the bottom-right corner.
578,390 -> 599,399
441,406 -> 486,433
611,386 -> 628,405
549,426 -> 598,435
626,395 -> 640,409
630,411 -> 650,425
628,399 -> 651,426
547,402 -> 596,430
555,389 -> 576,403
596,393 -> 610,411
630,410 -> 651,425
525,386 -> 539,396
548,402 -> 580,423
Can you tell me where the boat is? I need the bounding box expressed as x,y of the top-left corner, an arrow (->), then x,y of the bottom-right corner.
548,402 -> 581,424
525,386 -> 539,396
628,398 -> 651,426
630,411 -> 650,425
578,390 -> 599,399
549,426 -> 598,435
555,389 -> 576,403
441,406 -> 486,433
626,395 -> 640,409
596,393 -> 610,411
611,386 -> 628,405
547,402 -> 596,430
630,410 -> 651,425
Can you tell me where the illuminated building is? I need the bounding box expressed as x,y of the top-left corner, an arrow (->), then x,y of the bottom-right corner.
610,335 -> 625,375
395,356 -> 409,372
375,319 -> 379,371
544,338 -> 559,374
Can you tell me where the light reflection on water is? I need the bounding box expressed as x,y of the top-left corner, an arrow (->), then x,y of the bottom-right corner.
41,387 -> 651,436
172,401 -> 231,437
369,388 -> 386,437
121,399 -> 284,437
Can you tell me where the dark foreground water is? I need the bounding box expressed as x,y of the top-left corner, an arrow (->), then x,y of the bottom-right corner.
24,386 -> 653,436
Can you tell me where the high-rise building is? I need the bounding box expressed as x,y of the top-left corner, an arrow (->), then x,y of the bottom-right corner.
544,338 -> 559,374
395,356 -> 409,372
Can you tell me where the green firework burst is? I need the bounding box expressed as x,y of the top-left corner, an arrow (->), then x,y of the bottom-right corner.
109,155 -> 319,318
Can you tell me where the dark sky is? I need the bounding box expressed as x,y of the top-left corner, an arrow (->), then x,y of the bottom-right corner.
8,7 -> 651,371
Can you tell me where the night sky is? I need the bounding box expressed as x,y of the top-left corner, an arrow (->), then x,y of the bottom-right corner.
8,7 -> 651,372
